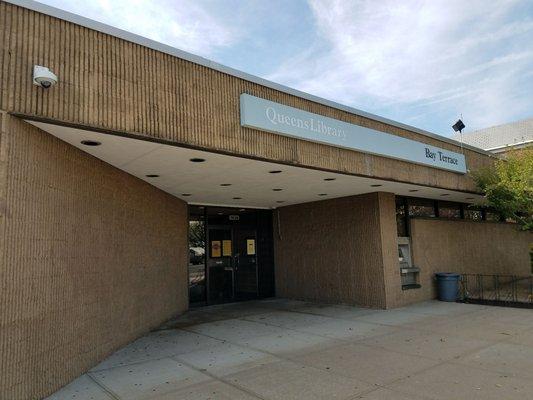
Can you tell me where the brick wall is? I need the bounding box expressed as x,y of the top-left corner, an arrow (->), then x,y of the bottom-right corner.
0,115 -> 189,400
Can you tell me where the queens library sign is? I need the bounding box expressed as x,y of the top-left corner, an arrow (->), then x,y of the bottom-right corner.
240,94 -> 467,174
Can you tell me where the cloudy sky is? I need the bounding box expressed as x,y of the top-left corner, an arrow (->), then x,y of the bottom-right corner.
40,0 -> 533,137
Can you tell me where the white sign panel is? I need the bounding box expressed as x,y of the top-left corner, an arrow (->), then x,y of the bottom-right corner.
240,94 -> 467,173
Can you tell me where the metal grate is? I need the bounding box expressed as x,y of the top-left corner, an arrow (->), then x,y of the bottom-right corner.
460,274 -> 533,308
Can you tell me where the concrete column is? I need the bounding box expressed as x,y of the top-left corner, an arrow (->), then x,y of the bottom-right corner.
274,192 -> 399,309
375,192 -> 404,309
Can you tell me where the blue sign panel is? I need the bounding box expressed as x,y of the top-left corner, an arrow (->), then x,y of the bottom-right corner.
240,94 -> 467,174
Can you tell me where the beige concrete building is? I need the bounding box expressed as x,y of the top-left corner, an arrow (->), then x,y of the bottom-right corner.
0,1 -> 531,399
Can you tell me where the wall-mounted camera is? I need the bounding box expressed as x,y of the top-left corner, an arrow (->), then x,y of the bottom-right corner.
32,65 -> 58,88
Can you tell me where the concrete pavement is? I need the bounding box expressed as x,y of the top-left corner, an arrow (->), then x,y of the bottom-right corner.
46,299 -> 533,400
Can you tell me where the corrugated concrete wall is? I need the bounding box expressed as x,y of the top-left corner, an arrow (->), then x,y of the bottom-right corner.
389,218 -> 533,307
377,193 -> 405,308
0,1 -> 494,193
273,192 -> 397,309
0,115 -> 189,400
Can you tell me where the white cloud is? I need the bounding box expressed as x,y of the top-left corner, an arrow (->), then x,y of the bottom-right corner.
41,0 -> 239,56
266,0 -> 533,132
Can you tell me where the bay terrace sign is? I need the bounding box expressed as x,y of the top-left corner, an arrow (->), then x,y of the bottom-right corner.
240,94 -> 467,173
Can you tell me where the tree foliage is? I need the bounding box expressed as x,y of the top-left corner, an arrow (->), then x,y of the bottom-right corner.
471,147 -> 533,231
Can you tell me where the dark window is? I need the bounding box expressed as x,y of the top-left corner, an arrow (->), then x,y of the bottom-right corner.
188,206 -> 206,304
464,207 -> 483,221
396,196 -> 500,237
438,201 -> 462,219
408,198 -> 436,218
396,197 -> 408,237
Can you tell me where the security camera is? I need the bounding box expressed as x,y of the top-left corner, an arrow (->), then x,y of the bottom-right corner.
33,65 -> 58,88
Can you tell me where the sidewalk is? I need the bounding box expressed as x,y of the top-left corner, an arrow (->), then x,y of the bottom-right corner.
47,299 -> 533,400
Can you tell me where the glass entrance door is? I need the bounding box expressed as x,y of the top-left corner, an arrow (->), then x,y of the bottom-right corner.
207,226 -> 234,304
233,227 -> 258,300
188,205 -> 274,306
206,226 -> 259,303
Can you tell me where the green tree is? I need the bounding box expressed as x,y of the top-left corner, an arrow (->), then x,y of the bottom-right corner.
471,147 -> 533,231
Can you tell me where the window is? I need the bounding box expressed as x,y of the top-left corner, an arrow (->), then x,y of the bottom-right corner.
188,206 -> 206,304
396,196 -> 502,237
464,207 -> 483,221
408,198 -> 436,218
396,197 -> 408,237
438,201 -> 461,219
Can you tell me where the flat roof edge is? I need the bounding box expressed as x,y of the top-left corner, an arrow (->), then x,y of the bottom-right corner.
486,140 -> 533,151
6,0 -> 494,158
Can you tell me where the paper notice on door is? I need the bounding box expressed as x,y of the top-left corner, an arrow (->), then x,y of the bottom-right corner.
211,240 -> 221,258
222,240 -> 232,257
246,239 -> 256,255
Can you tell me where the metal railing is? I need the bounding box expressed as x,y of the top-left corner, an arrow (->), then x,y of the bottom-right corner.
460,274 -> 533,308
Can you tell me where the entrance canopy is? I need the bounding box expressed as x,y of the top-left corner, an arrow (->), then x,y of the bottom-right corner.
28,120 -> 483,209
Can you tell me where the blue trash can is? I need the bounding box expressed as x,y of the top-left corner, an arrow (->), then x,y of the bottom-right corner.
435,273 -> 460,302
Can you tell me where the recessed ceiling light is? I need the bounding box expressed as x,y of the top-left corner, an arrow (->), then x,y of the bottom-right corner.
324,178 -> 336,181
318,193 -> 328,196
81,140 -> 101,146
269,170 -> 282,174
272,188 -> 283,191
181,193 -> 192,196
145,174 -> 159,178
233,197 -> 242,200
189,158 -> 205,163
276,201 -> 285,203
408,189 -> 419,192
370,184 -> 382,187
440,194 -> 449,197
220,183 -> 232,186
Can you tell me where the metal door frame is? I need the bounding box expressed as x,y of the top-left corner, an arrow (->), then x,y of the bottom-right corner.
188,205 -> 269,306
